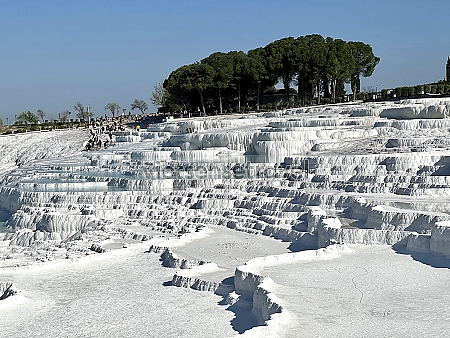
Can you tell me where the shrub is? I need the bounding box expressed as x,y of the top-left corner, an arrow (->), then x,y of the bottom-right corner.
356,92 -> 366,100
400,87 -> 408,97
424,84 -> 431,93
414,85 -> 423,95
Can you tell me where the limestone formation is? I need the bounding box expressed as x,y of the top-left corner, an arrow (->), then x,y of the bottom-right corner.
2,98 -> 450,335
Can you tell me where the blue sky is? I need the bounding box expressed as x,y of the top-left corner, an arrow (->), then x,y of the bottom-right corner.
1,0 -> 449,121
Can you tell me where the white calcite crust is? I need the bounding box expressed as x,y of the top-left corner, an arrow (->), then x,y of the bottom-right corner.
1,98 -> 450,337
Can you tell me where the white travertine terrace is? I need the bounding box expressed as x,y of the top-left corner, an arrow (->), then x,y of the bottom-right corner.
1,98 -> 450,337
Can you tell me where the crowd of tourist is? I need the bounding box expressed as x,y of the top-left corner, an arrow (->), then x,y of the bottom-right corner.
84,119 -> 126,151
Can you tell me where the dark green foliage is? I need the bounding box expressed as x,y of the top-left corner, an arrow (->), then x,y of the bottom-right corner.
324,38 -> 352,103
16,111 -> 39,124
401,87 -> 410,97
202,52 -> 234,115
348,41 -> 380,101
356,92 -> 368,100
265,37 -> 300,103
163,35 -> 380,113
414,85 -> 423,95
307,35 -> 329,104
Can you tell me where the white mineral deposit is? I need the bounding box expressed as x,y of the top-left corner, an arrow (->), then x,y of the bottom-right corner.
1,98 -> 450,337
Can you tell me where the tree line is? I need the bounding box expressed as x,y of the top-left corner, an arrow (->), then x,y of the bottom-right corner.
6,99 -> 150,126
162,34 -> 380,115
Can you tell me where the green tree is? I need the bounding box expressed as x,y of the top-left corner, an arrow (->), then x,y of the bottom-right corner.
104,102 -> 121,118
414,85 -> 424,95
180,63 -> 215,116
164,70 -> 189,113
36,109 -> 46,122
165,63 -> 214,115
265,37 -> 299,103
325,38 -> 352,103
130,99 -> 148,114
74,102 -> 93,122
294,35 -> 311,105
202,52 -> 234,115
162,35 -> 379,111
306,35 -> 328,104
226,51 -> 249,112
246,47 -> 275,110
348,41 -> 380,101
16,111 -> 39,124
394,87 -> 402,98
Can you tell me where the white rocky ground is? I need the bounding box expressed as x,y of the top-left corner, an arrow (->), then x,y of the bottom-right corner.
1,98 -> 450,337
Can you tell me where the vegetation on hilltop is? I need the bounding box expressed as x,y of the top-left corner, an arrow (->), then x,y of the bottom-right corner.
357,79 -> 450,101
161,35 -> 380,115
16,111 -> 39,125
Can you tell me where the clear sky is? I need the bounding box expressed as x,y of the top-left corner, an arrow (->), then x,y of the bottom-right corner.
1,0 -> 449,121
